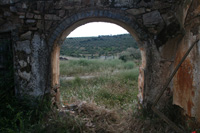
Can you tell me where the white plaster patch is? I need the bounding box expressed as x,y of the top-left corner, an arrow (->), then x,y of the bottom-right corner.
19,60 -> 27,68
18,70 -> 31,81
27,56 -> 30,63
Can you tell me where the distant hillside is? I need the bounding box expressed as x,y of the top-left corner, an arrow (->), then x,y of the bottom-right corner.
60,34 -> 138,58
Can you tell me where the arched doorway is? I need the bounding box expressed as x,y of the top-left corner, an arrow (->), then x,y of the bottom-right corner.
49,9 -> 148,106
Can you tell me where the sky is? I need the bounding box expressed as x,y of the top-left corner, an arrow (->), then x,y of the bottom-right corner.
67,22 -> 129,38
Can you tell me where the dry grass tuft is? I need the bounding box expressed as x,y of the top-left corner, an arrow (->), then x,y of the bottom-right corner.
61,100 -> 176,133
62,101 -> 132,133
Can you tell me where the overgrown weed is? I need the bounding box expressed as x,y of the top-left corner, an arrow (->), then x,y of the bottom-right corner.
60,66 -> 139,111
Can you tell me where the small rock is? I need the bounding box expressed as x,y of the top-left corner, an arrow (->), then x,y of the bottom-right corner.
19,60 -> 27,68
18,70 -> 31,81
20,31 -> 32,40
59,56 -> 68,60
127,8 -> 145,15
146,8 -> 151,12
19,15 -> 25,19
86,121 -> 95,128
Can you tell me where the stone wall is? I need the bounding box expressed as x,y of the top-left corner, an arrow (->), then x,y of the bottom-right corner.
0,0 -> 200,123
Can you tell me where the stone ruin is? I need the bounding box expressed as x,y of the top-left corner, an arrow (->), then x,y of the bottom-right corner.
0,0 -> 200,126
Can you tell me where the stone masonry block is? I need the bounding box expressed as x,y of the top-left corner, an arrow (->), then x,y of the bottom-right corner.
127,8 -> 145,15
143,10 -> 163,26
45,14 -> 60,20
20,31 -> 32,40
26,13 -> 34,18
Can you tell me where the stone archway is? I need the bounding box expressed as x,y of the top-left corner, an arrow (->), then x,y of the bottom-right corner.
49,9 -> 150,107
1,0 -> 200,126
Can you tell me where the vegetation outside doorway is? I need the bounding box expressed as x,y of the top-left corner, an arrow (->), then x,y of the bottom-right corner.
58,22 -> 142,132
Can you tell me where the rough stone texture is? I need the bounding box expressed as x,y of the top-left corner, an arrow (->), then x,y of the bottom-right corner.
0,22 -> 16,33
16,40 -> 31,54
0,0 -> 200,124
143,10 -> 163,26
28,33 -> 50,96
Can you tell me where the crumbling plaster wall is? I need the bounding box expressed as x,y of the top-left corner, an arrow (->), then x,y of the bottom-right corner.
1,0 -> 200,123
172,0 -> 200,122
14,32 -> 50,97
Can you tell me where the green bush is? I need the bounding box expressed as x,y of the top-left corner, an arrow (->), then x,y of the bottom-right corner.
119,47 -> 141,62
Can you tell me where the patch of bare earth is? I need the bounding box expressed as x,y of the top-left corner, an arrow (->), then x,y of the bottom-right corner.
60,101 -> 176,133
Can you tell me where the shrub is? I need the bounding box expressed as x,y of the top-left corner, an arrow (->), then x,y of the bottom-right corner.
119,47 -> 141,62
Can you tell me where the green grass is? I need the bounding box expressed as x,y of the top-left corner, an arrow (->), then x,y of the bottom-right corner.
60,59 -> 136,76
60,59 -> 139,110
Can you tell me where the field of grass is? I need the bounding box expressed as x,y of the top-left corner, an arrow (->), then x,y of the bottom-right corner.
60,59 -> 137,76
60,58 -> 139,111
